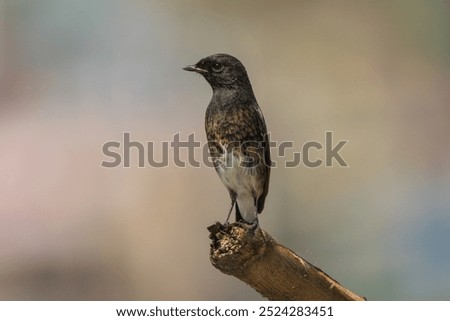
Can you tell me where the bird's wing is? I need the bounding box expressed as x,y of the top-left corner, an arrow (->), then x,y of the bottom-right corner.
252,103 -> 271,214
205,101 -> 271,213
232,102 -> 271,213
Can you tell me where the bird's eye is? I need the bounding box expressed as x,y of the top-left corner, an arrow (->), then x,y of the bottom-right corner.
212,62 -> 224,72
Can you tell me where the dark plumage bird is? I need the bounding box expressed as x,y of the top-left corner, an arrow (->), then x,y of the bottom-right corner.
183,53 -> 271,225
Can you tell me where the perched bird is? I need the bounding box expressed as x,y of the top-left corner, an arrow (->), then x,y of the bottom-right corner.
183,53 -> 271,225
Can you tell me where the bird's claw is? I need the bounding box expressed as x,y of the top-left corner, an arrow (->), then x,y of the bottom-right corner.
232,218 -> 259,231
248,219 -> 259,231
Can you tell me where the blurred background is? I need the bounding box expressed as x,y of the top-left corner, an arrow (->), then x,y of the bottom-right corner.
1,0 -> 449,300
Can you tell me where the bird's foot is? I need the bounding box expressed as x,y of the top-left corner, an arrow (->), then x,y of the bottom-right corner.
222,219 -> 231,229
233,217 -> 259,231
248,216 -> 259,231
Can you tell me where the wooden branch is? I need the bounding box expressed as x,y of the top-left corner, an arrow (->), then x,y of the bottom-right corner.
208,222 -> 366,301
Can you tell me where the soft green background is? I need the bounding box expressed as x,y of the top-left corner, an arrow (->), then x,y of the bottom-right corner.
1,0 -> 449,300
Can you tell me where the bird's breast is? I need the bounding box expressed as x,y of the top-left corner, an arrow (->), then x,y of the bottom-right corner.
215,151 -> 264,197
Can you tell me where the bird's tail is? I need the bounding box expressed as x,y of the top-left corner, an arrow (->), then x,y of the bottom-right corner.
235,203 -> 244,222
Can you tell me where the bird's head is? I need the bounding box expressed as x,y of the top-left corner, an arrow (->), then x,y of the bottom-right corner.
183,53 -> 252,91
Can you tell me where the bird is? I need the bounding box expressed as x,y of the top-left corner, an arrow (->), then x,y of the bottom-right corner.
183,53 -> 271,225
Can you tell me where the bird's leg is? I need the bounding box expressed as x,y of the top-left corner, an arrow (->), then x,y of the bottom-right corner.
224,200 -> 235,226
225,194 -> 236,226
249,209 -> 259,230
247,199 -> 260,230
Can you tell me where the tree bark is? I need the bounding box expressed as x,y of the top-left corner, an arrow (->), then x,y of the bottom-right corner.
208,222 -> 366,301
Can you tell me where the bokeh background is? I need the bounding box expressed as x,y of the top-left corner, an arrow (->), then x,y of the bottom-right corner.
1,0 -> 449,300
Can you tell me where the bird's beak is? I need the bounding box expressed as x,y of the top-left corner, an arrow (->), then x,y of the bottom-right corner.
183,65 -> 208,74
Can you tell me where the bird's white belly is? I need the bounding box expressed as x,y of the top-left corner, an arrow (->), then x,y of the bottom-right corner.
216,152 -> 260,222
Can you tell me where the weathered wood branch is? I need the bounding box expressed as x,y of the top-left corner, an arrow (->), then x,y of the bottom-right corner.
208,222 -> 365,301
